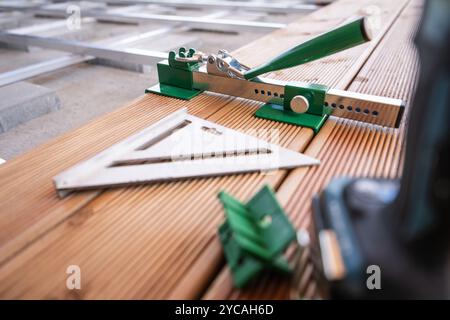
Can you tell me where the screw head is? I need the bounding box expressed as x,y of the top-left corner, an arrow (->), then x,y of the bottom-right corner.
208,56 -> 215,64
290,95 -> 309,113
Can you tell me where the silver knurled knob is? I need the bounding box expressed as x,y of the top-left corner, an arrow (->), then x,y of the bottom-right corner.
290,95 -> 309,113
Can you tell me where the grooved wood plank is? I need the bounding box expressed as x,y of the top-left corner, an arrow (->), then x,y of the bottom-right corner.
203,0 -> 421,300
0,0 -> 418,299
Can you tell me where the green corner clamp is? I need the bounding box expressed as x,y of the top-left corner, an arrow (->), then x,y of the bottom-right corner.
218,185 -> 296,288
146,47 -> 204,100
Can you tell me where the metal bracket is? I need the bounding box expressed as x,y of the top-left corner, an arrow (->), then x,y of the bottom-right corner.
218,185 -> 297,288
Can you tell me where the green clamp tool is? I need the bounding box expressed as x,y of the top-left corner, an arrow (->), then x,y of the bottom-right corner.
147,47 -> 203,100
147,17 -> 405,133
217,185 -> 296,288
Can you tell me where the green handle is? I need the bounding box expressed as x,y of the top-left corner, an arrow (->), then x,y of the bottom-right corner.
244,17 -> 372,80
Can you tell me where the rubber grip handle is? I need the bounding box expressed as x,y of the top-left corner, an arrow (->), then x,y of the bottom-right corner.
244,17 -> 373,80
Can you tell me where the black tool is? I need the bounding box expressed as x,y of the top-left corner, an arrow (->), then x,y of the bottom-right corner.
312,0 -> 450,299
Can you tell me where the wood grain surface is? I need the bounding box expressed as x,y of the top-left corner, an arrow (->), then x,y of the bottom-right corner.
0,0 -> 421,299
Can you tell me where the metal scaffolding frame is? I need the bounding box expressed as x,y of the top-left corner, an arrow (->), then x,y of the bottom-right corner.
0,27 -> 175,87
0,54 -> 93,87
100,0 -> 319,14
0,9 -> 233,86
33,8 -> 286,31
0,0 -> 317,87
0,32 -> 167,64
0,0 -> 319,14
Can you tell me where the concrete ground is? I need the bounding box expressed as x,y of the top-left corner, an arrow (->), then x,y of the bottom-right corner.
0,1 -> 310,160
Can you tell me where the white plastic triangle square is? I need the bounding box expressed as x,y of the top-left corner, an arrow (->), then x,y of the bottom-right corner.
53,108 -> 319,197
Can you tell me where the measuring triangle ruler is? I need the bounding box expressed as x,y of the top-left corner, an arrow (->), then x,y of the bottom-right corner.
53,108 -> 319,197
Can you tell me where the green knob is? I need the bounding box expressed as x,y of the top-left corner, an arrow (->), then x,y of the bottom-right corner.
244,17 -> 373,80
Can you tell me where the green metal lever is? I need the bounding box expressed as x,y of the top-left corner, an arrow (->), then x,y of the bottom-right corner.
244,17 -> 373,80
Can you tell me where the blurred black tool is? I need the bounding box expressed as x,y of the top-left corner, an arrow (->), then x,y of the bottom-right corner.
312,0 -> 450,299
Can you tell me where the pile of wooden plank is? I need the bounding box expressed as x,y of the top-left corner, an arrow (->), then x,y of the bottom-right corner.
0,0 -> 421,299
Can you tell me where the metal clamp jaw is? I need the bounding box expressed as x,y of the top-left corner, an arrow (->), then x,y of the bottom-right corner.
205,50 -> 250,79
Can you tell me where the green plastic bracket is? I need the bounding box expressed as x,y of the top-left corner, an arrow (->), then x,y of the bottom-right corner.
283,82 -> 328,115
255,104 -> 328,133
145,83 -> 202,100
145,47 -> 205,100
218,185 -> 296,288
255,82 -> 330,133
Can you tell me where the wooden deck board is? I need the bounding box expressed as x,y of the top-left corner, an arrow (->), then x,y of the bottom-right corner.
203,0 -> 421,300
0,0 -> 420,299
